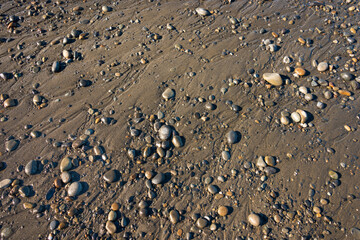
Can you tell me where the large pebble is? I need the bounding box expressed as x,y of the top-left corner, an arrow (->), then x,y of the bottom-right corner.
0,179 -> 12,189
263,73 -> 283,86
68,182 -> 82,197
159,125 -> 172,140
25,160 -> 38,175
60,157 -> 72,172
226,130 -> 240,144
207,185 -> 219,194
218,206 -> 229,216
5,139 -> 19,152
172,135 -> 183,148
195,7 -> 210,16
152,172 -> 165,184
3,99 -> 17,108
103,169 -> 119,183
169,210 -> 180,224
248,213 -> 261,226
162,88 -> 175,100
317,62 -> 328,72
196,218 -> 209,229
106,221 -> 117,234
52,61 -> 61,73
61,171 -> 71,183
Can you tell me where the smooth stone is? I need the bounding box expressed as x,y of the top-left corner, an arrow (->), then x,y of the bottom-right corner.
350,227 -> 360,239
218,206 -> 229,216
350,81 -> 360,90
50,220 -> 59,231
1,227 -> 12,238
5,139 -> 19,152
3,99 -> 17,108
264,156 -> 276,166
102,6 -> 112,12
162,88 -> 175,100
61,171 -> 71,183
67,182 -> 82,197
207,185 -> 219,194
264,166 -> 278,175
341,72 -> 354,81
106,221 -> 117,234
317,62 -> 328,72
263,73 -> 283,86
280,116 -> 291,125
159,125 -> 172,140
195,7 -> 210,16
248,213 -> 261,227
295,68 -> 306,76
52,61 -> 61,73
103,169 -> 119,183
151,172 -> 165,184
256,156 -> 267,168
299,86 -> 309,94
172,135 -> 183,148
169,209 -> 180,224
108,211 -> 117,221
226,130 -> 240,144
0,179 -> 12,189
221,151 -> 231,160
23,202 -> 35,209
329,170 -> 339,180
25,160 -> 38,175
196,218 -> 209,229
19,186 -> 30,197
120,216 -> 129,227
54,178 -> 63,188
291,112 -> 301,123
93,146 -> 104,155
145,170 -> 155,180
60,157 -> 72,172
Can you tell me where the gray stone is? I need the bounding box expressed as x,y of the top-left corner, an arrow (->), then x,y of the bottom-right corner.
159,125 -> 172,140
60,157 -> 72,172
226,130 -> 240,144
151,172 -> 165,185
0,179 -> 12,189
25,160 -> 38,175
68,182 -> 82,197
207,185 -> 219,194
103,169 -> 119,183
61,171 -> 71,183
169,209 -> 180,224
5,139 -> 19,152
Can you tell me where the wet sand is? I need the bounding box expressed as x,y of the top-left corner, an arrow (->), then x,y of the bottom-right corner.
0,0 -> 360,239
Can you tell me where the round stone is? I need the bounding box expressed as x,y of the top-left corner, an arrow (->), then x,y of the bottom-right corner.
172,135 -> 183,148
169,209 -> 180,224
145,170 -> 155,180
248,213 -> 261,227
207,185 -> 219,194
317,62 -> 328,72
5,139 -> 19,152
264,166 -> 278,175
111,203 -> 120,211
60,157 -> 72,172
226,130 -> 240,144
159,125 -> 172,140
264,156 -> 276,166
61,171 -> 71,184
105,221 -> 117,234
340,72 -> 354,81
52,61 -> 61,73
218,206 -> 229,216
151,172 -> 165,185
0,179 -> 12,189
280,116 -> 291,125
103,169 -> 120,183
49,220 -> 59,231
25,160 -> 38,175
263,73 -> 283,86
54,178 -> 63,188
295,68 -> 306,76
67,182 -> 82,197
162,88 -> 175,100
196,218 -> 209,229
221,151 -> 231,160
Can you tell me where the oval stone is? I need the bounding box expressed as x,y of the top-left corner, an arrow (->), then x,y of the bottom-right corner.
195,7 -> 210,16
3,99 -> 17,108
248,213 -> 261,227
103,169 -> 119,183
172,135 -> 183,148
226,130 -> 240,144
169,209 -> 180,224
207,185 -> 219,194
25,160 -> 38,175
60,157 -> 72,172
159,125 -> 172,140
317,62 -> 328,72
61,171 -> 71,183
151,172 -> 165,185
196,218 -> 209,229
263,73 -> 283,86
105,221 -> 117,234
67,182 -> 82,197
5,139 -> 19,152
0,179 -> 12,189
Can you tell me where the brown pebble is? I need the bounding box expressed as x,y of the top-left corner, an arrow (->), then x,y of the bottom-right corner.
54,178 -> 63,188
295,68 -> 306,76
218,206 -> 229,216
111,203 -> 120,211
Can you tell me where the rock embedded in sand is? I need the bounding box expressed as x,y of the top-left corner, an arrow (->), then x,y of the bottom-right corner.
0,179 -> 12,189
329,170 -> 339,180
5,139 -> 19,152
25,160 -> 38,175
60,157 -> 72,172
226,130 -> 240,144
195,7 -> 210,16
162,88 -> 175,100
218,206 -> 229,216
169,209 -> 180,224
317,62 -> 329,72
263,73 -> 283,86
248,213 -> 261,227
68,182 -> 82,197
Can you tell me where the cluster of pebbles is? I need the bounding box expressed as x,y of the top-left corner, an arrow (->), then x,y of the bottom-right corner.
0,0 -> 360,239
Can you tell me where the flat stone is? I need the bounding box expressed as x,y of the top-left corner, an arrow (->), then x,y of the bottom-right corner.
67,182 -> 82,197
263,73 -> 283,86
60,157 -> 72,172
103,169 -> 119,183
221,151 -> 231,160
152,172 -> 165,185
169,210 -> 180,224
25,160 -> 38,175
195,7 -> 210,16
106,221 -> 117,234
5,139 -> 19,152
0,179 -> 12,189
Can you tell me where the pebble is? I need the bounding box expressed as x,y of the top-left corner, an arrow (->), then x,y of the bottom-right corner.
264,156 -> 276,166
159,125 -> 172,140
3,99 -> 17,108
256,156 -> 267,168
264,166 -> 278,175
280,116 -> 291,125
0,179 -> 12,189
295,67 -> 306,76
329,170 -> 339,180
103,169 -> 119,183
152,172 -> 165,184
207,185 -> 219,194
226,130 -> 240,144
218,206 -> 229,216
291,112 -> 301,123
61,171 -> 71,183
25,160 -> 38,175
60,157 -> 72,172
172,135 -> 184,148
162,88 -> 175,100
67,182 -> 82,197
5,139 -> 19,152
111,203 -> 120,211
50,220 -> 59,231
54,178 -> 63,188
195,7 -> 210,16
106,221 -> 117,234
222,151 -> 231,160
317,62 -> 329,72
52,61 -> 61,73
248,213 -> 261,227
196,218 -> 209,229
169,209 -> 180,224
263,73 -> 283,86
19,186 -> 30,197
340,72 -> 354,81
1,227 -> 12,239
108,211 -> 117,221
